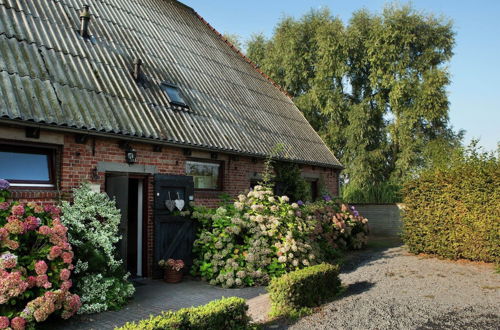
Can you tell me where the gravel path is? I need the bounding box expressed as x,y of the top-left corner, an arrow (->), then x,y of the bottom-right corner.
289,242 -> 500,330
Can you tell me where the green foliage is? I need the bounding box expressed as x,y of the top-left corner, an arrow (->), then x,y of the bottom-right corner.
61,184 -> 135,314
342,182 -> 402,204
246,4 -> 461,198
267,263 -> 341,319
116,297 -> 250,330
190,186 -> 368,288
246,33 -> 268,66
259,143 -> 312,202
402,143 -> 500,263
273,162 -> 311,202
222,33 -> 243,51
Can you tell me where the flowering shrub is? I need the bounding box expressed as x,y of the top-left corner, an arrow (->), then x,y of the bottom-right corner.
304,202 -> 369,260
61,184 -> 134,314
0,179 -> 81,329
159,259 -> 185,272
190,185 -> 368,288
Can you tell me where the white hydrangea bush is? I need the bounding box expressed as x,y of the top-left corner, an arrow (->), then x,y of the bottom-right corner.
61,184 -> 135,314
191,185 -> 321,288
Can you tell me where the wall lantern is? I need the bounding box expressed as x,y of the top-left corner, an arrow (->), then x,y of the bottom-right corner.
118,141 -> 137,164
91,167 -> 100,180
125,148 -> 137,164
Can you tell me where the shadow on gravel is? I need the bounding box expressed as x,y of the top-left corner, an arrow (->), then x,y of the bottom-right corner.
261,239 -> 398,330
260,282 -> 376,330
341,281 -> 375,298
340,236 -> 403,274
416,309 -> 500,330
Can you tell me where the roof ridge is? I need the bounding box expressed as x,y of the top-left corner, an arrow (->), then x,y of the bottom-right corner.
189,8 -> 293,100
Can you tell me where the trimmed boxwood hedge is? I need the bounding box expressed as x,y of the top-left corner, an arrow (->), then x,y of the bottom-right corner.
402,147 -> 499,263
115,297 -> 249,330
267,263 -> 341,319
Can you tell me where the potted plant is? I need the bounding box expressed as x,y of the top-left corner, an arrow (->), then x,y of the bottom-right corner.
158,258 -> 185,283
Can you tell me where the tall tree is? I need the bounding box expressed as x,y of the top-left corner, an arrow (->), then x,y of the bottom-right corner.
368,5 -> 456,181
245,4 -> 460,201
246,33 -> 268,66
342,10 -> 388,188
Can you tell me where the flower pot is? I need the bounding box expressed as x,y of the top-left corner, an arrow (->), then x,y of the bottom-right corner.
164,268 -> 183,283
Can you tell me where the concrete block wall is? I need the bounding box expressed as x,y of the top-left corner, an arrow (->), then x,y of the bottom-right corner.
353,204 -> 404,237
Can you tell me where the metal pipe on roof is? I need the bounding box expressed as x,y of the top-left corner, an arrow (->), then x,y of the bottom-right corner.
133,58 -> 142,81
79,5 -> 91,38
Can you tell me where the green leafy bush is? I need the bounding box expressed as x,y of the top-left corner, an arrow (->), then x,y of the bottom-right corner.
402,144 -> 500,263
272,162 -> 311,202
267,263 -> 341,319
116,297 -> 249,330
342,182 -> 402,204
61,184 -> 135,314
190,186 -> 368,288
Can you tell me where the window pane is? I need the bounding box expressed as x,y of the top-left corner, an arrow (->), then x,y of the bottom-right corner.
186,161 -> 220,190
162,84 -> 187,105
0,151 -> 50,181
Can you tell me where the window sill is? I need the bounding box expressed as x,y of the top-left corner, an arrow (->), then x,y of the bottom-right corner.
7,185 -> 58,193
9,189 -> 60,199
9,184 -> 55,189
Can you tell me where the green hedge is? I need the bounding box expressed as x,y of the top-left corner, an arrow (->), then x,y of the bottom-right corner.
402,146 -> 500,263
115,297 -> 249,330
267,263 -> 341,319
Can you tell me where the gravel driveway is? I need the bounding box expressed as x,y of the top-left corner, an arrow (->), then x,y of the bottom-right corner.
289,240 -> 500,330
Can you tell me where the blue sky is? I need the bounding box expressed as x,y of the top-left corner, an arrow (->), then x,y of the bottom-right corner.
182,0 -> 500,151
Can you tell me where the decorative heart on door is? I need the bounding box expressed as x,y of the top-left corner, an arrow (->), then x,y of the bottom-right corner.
175,192 -> 185,211
165,192 -> 175,212
175,199 -> 185,211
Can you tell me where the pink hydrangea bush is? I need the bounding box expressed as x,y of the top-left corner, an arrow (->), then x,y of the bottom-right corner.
0,180 -> 81,328
306,200 -> 369,259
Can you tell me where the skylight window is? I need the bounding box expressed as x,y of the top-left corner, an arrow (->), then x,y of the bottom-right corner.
161,83 -> 188,107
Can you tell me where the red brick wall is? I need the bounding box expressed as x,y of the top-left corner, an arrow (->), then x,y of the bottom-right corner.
4,129 -> 339,276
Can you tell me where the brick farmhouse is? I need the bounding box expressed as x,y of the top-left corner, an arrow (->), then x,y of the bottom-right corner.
0,0 -> 342,277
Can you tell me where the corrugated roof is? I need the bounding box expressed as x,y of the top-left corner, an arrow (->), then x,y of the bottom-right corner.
0,0 -> 342,168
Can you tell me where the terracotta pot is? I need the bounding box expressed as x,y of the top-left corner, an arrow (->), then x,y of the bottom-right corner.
163,268 -> 183,283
